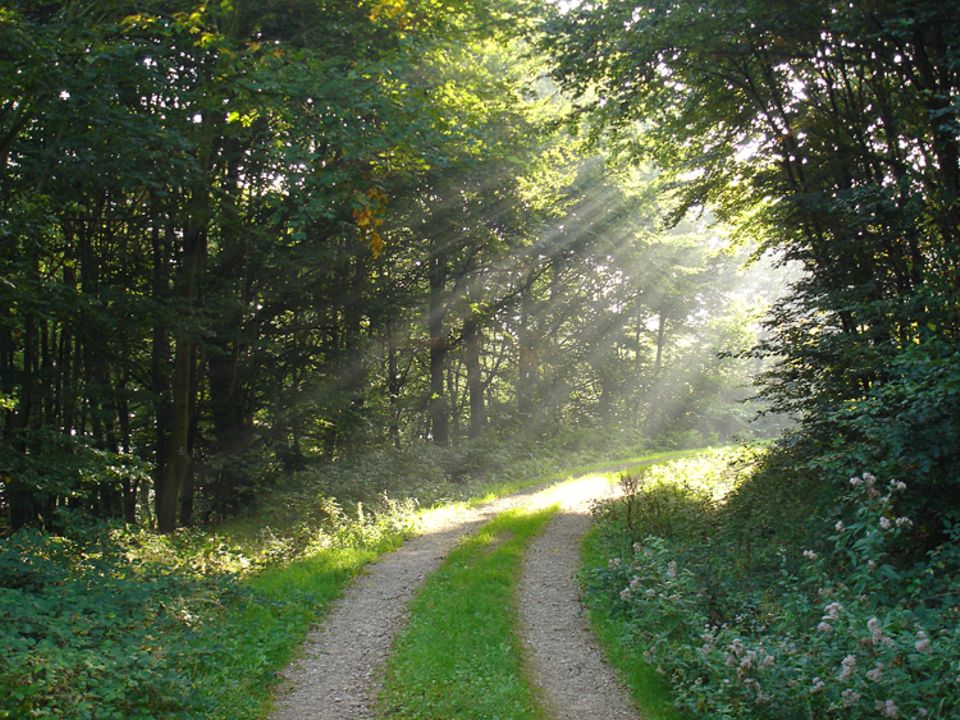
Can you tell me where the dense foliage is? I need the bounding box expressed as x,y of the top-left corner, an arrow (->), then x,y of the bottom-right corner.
0,0 -> 775,533
586,451 -> 960,719
0,499 -> 414,719
544,0 -> 960,534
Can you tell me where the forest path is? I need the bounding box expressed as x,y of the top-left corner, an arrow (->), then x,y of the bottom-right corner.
518,477 -> 642,720
270,482 -> 549,720
270,460 -> 652,720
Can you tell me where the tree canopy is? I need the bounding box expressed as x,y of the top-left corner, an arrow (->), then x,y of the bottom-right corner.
544,0 -> 960,530
0,0 -> 776,532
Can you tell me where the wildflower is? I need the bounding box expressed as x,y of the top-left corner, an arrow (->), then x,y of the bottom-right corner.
863,472 -> 876,485
817,621 -> 832,633
915,630 -> 931,653
835,520 -> 845,532
879,516 -> 892,530
822,601 -> 843,620
838,654 -> 856,680
890,480 -> 906,492
867,559 -> 877,571
866,663 -> 884,682
841,688 -> 861,706
608,558 -> 621,570
619,588 -> 631,600
867,617 -> 884,642
895,516 -> 912,529
666,560 -> 677,578
758,653 -> 775,670
803,549 -> 818,560
875,699 -> 898,718
810,677 -> 824,694
850,476 -> 862,486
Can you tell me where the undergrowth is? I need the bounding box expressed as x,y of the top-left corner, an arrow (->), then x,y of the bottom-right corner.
584,446 -> 960,719
0,500 -> 414,719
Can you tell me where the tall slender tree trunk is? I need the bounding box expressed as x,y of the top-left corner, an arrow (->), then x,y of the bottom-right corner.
464,318 -> 484,438
386,321 -> 402,449
517,290 -> 537,418
644,312 -> 668,436
9,248 -> 39,529
157,118 -> 215,532
428,240 -> 448,446
150,210 -> 172,528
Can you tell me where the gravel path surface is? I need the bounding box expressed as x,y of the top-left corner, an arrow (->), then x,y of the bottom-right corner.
519,476 -> 642,720
269,484 -> 549,720
271,462 -> 654,720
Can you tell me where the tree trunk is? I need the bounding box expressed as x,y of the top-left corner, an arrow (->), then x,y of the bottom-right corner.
150,211 -> 172,529
157,117 -> 214,532
428,240 -> 448,446
465,319 -> 484,437
386,321 -> 402,449
644,313 -> 668,436
517,290 -> 537,418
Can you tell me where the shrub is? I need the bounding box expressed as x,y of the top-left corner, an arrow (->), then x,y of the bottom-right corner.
587,454 -> 960,719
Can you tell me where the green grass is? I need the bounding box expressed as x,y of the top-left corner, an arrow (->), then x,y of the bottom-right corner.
579,519 -> 682,720
378,507 -> 557,720
189,533 -> 407,719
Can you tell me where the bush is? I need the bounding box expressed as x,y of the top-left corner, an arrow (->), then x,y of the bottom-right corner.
0,527 -> 241,719
587,452 -> 960,719
0,491 -> 419,719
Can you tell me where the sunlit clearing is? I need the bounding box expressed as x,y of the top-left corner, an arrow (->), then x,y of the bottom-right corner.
528,473 -> 615,513
414,474 -> 616,537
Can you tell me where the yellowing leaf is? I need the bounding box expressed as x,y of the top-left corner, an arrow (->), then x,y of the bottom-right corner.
369,230 -> 385,258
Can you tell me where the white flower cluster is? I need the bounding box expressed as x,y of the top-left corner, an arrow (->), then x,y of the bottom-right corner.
875,698 -> 898,718
841,688 -> 861,706
838,654 -> 856,680
818,601 -> 843,632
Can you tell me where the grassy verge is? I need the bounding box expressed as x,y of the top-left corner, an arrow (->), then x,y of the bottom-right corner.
580,523 -> 681,720
378,507 -> 556,720
194,533 -> 407,719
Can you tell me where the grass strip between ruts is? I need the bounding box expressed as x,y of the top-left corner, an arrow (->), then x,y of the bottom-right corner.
377,506 -> 557,720
580,523 -> 681,720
